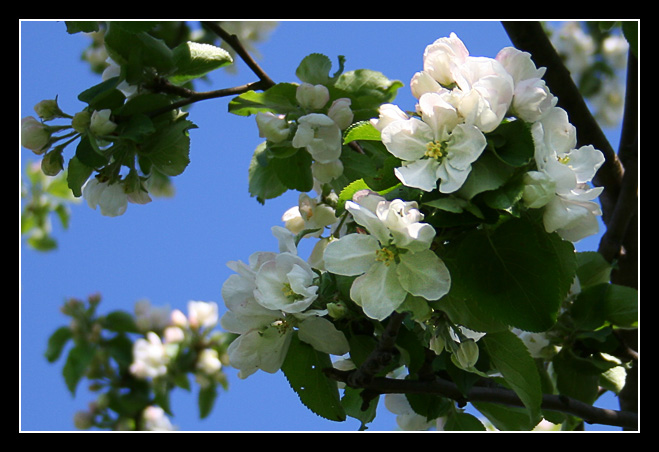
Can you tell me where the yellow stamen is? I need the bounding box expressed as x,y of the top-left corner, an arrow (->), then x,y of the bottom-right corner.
375,247 -> 396,266
425,141 -> 446,160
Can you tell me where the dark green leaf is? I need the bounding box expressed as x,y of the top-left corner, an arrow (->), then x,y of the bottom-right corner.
281,333 -> 346,422
103,310 -> 139,333
443,216 -> 576,332
247,142 -> 288,203
295,53 -> 334,85
62,342 -> 96,395
75,135 -> 108,168
66,156 -> 94,197
44,326 -> 72,363
482,330 -> 543,424
444,411 -> 487,431
270,149 -> 314,192
228,83 -> 299,117
139,118 -> 195,176
198,384 -> 218,419
65,21 -> 100,34
487,119 -> 534,167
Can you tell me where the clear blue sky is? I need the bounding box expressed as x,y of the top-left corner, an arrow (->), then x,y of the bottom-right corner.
20,19 -> 622,431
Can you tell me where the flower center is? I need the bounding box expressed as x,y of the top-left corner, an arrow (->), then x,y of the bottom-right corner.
282,283 -> 305,301
557,155 -> 570,165
375,246 -> 397,266
270,318 -> 293,336
425,140 -> 446,160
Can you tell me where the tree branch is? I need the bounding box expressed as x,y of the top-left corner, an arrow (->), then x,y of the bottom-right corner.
200,21 -> 276,89
325,369 -> 638,430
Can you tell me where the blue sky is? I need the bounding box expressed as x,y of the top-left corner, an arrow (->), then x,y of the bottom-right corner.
20,20 -> 622,431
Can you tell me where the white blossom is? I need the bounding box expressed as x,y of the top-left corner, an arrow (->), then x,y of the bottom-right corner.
82,178 -> 128,217
378,92 -> 487,193
292,113 -> 343,164
496,46 -> 557,122
129,332 -> 170,379
187,300 -> 219,330
142,406 -> 175,431
89,109 -> 117,136
323,195 -> 450,320
196,348 -> 223,375
255,111 -> 290,143
220,227 -> 349,378
527,107 -> 605,241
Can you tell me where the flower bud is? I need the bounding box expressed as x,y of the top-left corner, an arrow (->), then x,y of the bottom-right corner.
296,83 -> 330,110
21,116 -> 51,154
196,348 -> 222,375
255,112 -> 290,143
40,149 -> 64,176
429,334 -> 446,355
34,98 -> 65,120
454,339 -> 479,369
72,111 -> 91,133
90,109 -> 117,136
327,98 -> 353,130
73,410 -> 95,430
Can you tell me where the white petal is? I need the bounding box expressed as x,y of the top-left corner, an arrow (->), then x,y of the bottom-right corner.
227,327 -> 292,378
381,118 -> 433,161
351,262 -> 407,320
395,159 -> 441,192
323,234 -> 380,276
297,316 -> 350,355
345,201 -> 392,244
396,250 -> 451,300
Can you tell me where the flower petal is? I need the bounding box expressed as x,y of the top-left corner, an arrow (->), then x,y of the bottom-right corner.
395,159 -> 441,192
351,262 -> 407,320
396,250 -> 451,300
297,316 -> 350,355
323,233 -> 380,276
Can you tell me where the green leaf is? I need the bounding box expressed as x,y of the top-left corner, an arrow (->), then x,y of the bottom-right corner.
139,117 -> 196,176
65,21 -> 100,34
295,53 -> 335,85
487,119 -> 534,167
343,120 -> 382,144
170,41 -> 233,84
444,411 -> 487,431
443,216 -> 576,332
103,310 -> 139,333
333,69 -> 403,113
571,283 -> 638,330
77,77 -> 124,110
551,348 -> 600,404
270,149 -> 314,192
66,156 -> 94,197
75,135 -> 108,169
457,151 -> 516,200
104,22 -> 175,73
281,333 -> 346,422
482,330 -> 543,424
44,326 -> 72,363
198,384 -> 218,419
575,251 -> 613,288
472,402 -> 541,431
341,387 -> 377,430
62,342 -> 96,395
228,83 -> 299,117
247,142 -> 288,203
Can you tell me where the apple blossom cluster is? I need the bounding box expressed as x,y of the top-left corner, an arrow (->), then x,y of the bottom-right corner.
21,99 -> 154,217
371,32 -> 605,242
220,226 -> 350,378
129,300 -> 226,389
255,81 -> 354,188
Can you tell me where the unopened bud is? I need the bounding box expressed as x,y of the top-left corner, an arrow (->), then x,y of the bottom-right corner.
72,111 -> 91,133
34,98 -> 66,120
454,339 -> 479,369
21,116 -> 51,154
40,149 -> 64,176
296,83 -> 329,110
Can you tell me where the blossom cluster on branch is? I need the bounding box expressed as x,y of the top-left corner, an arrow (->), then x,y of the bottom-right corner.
28,21 -> 636,431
